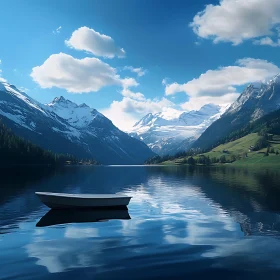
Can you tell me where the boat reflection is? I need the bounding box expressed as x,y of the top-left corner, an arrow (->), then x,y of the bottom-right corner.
36,208 -> 131,227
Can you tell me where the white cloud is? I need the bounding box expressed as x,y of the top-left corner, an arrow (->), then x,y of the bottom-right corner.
30,52 -> 133,93
65,26 -> 125,58
254,37 -> 280,47
53,26 -> 62,34
19,87 -> 29,92
121,88 -> 145,101
165,58 -> 280,110
190,0 -> 280,46
166,58 -> 280,97
0,62 -> 7,83
162,78 -> 172,86
121,77 -> 139,89
65,227 -> 99,239
101,91 -> 175,131
124,66 -> 146,77
180,93 -> 238,111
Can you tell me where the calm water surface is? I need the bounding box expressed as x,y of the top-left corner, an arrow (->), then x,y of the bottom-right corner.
1,166 -> 280,279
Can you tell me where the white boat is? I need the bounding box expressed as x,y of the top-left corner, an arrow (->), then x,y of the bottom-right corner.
35,192 -> 132,209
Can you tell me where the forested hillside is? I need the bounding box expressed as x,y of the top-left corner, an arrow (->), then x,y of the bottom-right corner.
212,108 -> 280,147
0,120 -> 78,166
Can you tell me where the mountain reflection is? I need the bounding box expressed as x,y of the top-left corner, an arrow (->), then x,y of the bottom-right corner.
36,208 -> 131,227
2,166 -> 280,278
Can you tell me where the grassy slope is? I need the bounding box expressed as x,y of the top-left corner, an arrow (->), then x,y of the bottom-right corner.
204,133 -> 259,158
207,133 -> 280,167
164,133 -> 280,167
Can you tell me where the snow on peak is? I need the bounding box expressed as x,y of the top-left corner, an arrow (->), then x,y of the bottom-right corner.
79,103 -> 89,108
133,108 -> 183,129
179,104 -> 223,126
198,103 -> 221,115
250,81 -> 263,89
47,97 -> 104,128
158,108 -> 183,120
49,96 -> 77,107
226,73 -> 280,116
132,104 -> 225,131
133,113 -> 154,127
53,96 -> 66,102
268,73 -> 280,85
130,103 -> 226,155
0,81 -> 46,114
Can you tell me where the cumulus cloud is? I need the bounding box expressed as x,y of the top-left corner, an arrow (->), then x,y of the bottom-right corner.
102,91 -> 175,131
254,37 -> 280,47
190,0 -> 280,46
121,77 -> 139,89
165,58 -> 280,110
102,75 -> 174,130
30,52 -> 135,93
53,26 -> 62,34
121,88 -> 145,101
124,66 -> 146,77
180,93 -> 238,111
166,58 -> 280,97
65,26 -> 125,58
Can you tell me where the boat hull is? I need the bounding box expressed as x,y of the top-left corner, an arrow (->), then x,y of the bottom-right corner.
36,192 -> 132,209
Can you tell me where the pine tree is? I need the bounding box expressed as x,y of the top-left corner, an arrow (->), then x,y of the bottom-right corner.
0,120 -> 86,166
187,157 -> 196,166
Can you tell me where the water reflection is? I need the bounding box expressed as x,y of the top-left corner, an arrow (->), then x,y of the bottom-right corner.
1,166 -> 280,279
36,208 -> 131,227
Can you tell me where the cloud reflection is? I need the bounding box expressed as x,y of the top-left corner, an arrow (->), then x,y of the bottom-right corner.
22,167 -> 280,275
65,227 -> 99,239
25,239 -> 103,273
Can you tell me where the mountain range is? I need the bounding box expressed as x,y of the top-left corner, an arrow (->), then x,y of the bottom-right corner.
129,104 -> 227,155
192,74 -> 280,150
2,72 -> 280,165
0,81 -> 155,164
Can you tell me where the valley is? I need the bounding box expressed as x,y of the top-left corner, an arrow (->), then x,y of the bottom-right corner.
148,76 -> 280,167
2,73 -> 280,167
162,133 -> 280,168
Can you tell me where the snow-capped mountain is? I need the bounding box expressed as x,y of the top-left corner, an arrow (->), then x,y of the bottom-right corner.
47,96 -> 105,128
193,74 -> 280,150
226,74 -> 280,119
129,104 -> 227,155
0,81 -> 155,164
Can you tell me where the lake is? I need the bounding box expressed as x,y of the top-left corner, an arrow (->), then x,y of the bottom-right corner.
1,165 -> 280,279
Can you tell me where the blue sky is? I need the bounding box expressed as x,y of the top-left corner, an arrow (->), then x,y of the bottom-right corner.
1,0 -> 280,130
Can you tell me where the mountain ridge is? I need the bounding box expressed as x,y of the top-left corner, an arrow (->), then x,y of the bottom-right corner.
0,81 -> 155,164
129,104 -> 227,156
192,75 -> 280,151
